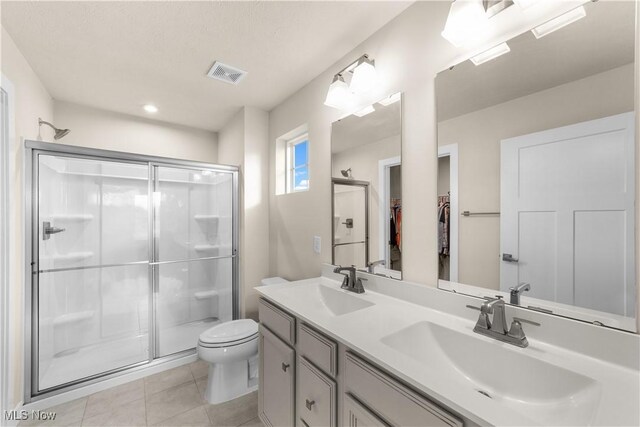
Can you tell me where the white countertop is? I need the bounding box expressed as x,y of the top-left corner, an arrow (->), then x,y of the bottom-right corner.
256,274 -> 640,427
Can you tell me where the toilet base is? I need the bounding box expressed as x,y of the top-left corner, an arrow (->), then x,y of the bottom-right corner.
204,358 -> 258,405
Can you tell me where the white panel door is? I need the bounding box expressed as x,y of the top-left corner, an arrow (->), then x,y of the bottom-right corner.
501,112 -> 635,316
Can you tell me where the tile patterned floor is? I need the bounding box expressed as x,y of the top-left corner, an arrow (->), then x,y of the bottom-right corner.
19,361 -> 261,427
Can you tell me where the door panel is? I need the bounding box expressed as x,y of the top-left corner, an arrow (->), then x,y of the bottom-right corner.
36,154 -> 150,392
501,112 -> 635,316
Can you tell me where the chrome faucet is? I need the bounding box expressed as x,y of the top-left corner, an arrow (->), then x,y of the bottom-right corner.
509,282 -> 531,305
469,296 -> 538,348
367,260 -> 385,273
333,265 -> 365,294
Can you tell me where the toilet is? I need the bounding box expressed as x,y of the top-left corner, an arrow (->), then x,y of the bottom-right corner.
197,277 -> 289,404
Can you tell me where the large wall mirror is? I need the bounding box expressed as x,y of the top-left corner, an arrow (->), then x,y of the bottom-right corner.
331,92 -> 402,279
436,1 -> 636,331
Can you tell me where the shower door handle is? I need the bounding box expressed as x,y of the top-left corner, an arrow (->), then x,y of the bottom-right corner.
43,221 -> 66,240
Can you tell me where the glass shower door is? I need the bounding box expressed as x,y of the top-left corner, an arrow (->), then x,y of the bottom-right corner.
35,154 -> 150,392
153,166 -> 235,357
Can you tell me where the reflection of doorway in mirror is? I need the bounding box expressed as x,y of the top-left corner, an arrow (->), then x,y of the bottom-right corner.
501,112 -> 635,317
378,157 -> 401,272
438,145 -> 458,282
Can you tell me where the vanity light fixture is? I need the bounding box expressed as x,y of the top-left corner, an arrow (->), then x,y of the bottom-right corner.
441,0 -> 489,47
378,92 -> 401,106
470,42 -> 510,65
324,54 -> 378,110
531,6 -> 586,39
324,74 -> 352,110
143,104 -> 158,113
353,105 -> 375,117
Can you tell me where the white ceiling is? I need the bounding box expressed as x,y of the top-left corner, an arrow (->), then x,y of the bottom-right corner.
1,1 -> 413,131
436,1 -> 636,122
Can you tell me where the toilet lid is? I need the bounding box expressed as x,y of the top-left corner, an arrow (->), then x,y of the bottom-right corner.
199,319 -> 258,344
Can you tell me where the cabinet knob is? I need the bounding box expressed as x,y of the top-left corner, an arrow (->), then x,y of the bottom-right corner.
305,399 -> 315,410
281,362 -> 290,372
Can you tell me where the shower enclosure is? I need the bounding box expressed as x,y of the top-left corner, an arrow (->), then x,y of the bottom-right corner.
25,141 -> 238,400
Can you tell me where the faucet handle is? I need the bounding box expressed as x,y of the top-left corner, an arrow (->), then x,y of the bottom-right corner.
507,319 -> 526,340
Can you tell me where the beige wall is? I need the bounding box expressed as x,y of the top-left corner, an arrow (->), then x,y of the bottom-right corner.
438,63 -> 634,289
217,107 -> 270,320
54,101 -> 218,163
331,134 -> 400,263
2,26 -> 55,408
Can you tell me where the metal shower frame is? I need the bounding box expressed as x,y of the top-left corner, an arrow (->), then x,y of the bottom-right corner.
24,140 -> 240,402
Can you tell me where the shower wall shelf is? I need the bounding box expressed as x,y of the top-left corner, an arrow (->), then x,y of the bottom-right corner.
194,290 -> 219,300
194,214 -> 220,221
47,214 -> 94,222
41,251 -> 94,262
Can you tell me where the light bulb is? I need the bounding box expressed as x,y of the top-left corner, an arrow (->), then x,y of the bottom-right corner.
441,0 -> 489,48
349,58 -> 377,94
324,75 -> 352,110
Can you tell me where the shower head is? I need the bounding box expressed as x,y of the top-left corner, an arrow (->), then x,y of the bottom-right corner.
39,118 -> 70,140
341,168 -> 352,178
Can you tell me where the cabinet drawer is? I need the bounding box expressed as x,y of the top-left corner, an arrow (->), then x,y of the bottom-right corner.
297,356 -> 337,427
297,323 -> 337,377
344,352 -> 462,427
259,298 -> 296,345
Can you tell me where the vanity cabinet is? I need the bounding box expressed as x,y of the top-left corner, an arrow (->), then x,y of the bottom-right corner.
258,297 -> 464,427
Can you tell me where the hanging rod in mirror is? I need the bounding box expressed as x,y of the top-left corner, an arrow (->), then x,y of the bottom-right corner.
461,211 -> 500,217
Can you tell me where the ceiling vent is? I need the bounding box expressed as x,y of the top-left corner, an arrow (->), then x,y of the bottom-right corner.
207,61 -> 247,85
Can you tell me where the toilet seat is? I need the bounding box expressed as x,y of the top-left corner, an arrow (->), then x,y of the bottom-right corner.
198,319 -> 258,347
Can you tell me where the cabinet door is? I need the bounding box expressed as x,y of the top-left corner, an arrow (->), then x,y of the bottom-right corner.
259,326 -> 295,427
343,393 -> 390,427
297,357 -> 337,427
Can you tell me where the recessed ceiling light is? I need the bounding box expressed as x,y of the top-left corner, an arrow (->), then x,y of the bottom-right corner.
143,104 -> 158,114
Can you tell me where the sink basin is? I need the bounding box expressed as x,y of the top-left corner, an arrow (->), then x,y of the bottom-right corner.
284,283 -> 374,316
381,321 -> 601,425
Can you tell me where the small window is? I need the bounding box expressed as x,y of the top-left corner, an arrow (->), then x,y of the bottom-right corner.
287,135 -> 309,192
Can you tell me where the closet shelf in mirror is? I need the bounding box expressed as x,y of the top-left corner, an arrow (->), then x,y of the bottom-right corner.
461,211 -> 500,216
45,214 -> 93,222
41,252 -> 94,262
